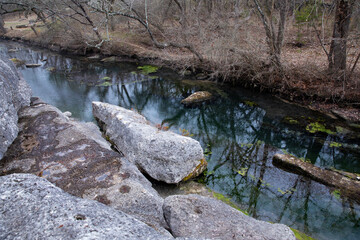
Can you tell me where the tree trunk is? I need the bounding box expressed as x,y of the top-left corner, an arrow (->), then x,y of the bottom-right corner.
328,0 -> 354,79
253,0 -> 288,70
0,15 -> 6,34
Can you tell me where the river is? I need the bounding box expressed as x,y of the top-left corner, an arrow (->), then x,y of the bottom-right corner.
1,40 -> 359,240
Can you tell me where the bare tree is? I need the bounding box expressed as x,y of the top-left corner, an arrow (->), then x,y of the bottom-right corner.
253,0 -> 289,70
328,0 -> 356,80
88,0 -> 204,61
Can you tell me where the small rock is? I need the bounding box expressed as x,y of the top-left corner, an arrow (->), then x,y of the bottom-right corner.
46,67 -> 56,72
88,55 -> 100,60
195,73 -> 208,80
179,69 -> 192,76
163,194 -> 295,240
15,24 -> 28,29
181,91 -> 212,105
101,56 -> 117,63
63,111 -> 72,118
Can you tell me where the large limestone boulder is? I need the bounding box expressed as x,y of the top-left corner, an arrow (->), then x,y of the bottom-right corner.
163,194 -> 296,240
1,99 -> 168,234
0,173 -> 171,240
92,102 -> 207,184
0,58 -> 31,160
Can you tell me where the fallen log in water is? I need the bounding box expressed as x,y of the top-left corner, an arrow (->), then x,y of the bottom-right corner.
273,153 -> 360,202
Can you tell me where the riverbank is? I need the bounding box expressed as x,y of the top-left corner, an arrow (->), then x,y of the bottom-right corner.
1,15 -> 359,123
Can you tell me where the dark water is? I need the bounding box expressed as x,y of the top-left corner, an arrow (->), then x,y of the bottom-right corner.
1,40 -> 360,240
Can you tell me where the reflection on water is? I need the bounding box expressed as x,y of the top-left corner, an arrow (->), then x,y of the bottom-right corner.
1,40 -> 360,240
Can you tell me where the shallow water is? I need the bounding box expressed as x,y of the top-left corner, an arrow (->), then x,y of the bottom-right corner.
1,40 -> 360,240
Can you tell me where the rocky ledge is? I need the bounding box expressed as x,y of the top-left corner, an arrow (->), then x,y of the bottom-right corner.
0,58 -> 31,159
92,102 -> 207,184
0,174 -> 170,240
1,98 -> 168,234
163,194 -> 295,240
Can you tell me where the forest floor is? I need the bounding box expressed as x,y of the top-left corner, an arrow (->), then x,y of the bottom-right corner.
2,15 -> 360,123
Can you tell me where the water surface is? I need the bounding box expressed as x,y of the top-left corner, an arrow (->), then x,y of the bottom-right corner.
1,40 -> 360,240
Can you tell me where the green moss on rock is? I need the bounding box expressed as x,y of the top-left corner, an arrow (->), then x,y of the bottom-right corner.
182,158 -> 207,182
291,228 -> 316,240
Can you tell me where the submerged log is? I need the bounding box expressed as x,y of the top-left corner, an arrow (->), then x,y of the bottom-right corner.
25,63 -> 42,68
273,154 -> 360,202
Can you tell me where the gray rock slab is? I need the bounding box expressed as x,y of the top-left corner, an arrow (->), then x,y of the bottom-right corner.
163,194 -> 296,240
0,173 -> 171,240
0,58 -> 31,160
92,102 -> 207,184
1,100 -> 168,234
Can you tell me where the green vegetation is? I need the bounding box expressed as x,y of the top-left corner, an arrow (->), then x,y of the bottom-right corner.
295,2 -> 321,24
291,228 -> 317,240
243,101 -> 258,107
237,167 -> 248,176
284,116 -> 299,124
137,65 -> 159,75
305,122 -> 335,135
101,76 -> 111,81
212,192 -> 249,215
332,189 -> 341,200
9,58 -> 25,66
180,128 -> 194,137
329,142 -> 342,148
204,144 -> 212,158
299,157 -> 311,163
97,81 -> 112,87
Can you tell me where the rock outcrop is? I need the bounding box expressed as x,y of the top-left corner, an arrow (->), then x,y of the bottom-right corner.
92,102 -> 207,184
273,153 -> 360,202
0,173 -> 171,240
163,194 -> 296,240
1,99 -> 168,234
0,58 -> 31,160
181,91 -> 212,105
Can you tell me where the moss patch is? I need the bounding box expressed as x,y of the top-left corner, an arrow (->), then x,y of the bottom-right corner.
10,58 -> 25,66
305,122 -> 335,135
243,100 -> 258,107
329,141 -> 342,148
101,76 -> 111,81
182,158 -> 207,181
283,116 -> 299,124
291,228 -> 316,240
212,192 -> 248,215
137,65 -> 159,75
97,82 -> 113,87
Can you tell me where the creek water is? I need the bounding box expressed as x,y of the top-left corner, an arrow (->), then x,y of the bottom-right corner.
1,40 -> 360,240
